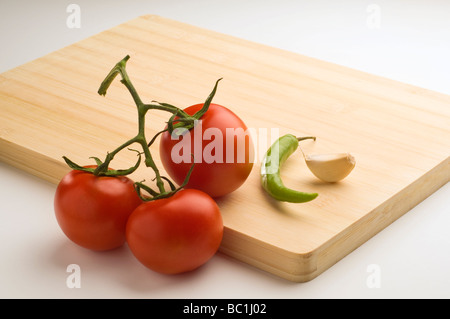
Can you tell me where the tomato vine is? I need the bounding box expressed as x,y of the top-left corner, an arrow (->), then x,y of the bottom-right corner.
63,55 -> 222,201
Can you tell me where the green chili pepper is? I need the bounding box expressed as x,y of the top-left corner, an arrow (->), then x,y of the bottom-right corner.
261,134 -> 318,203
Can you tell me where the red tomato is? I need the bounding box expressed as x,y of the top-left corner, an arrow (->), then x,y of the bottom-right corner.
159,103 -> 254,198
54,167 -> 142,251
125,189 -> 223,274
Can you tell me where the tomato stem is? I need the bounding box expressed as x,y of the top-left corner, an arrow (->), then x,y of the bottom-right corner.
97,56 -> 167,193
193,78 -> 222,120
63,55 -> 221,201
98,55 -> 143,107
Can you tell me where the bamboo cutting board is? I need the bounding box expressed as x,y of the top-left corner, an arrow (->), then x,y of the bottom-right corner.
0,15 -> 449,282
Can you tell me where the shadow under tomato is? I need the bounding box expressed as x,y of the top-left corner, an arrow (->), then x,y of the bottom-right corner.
117,244 -> 217,294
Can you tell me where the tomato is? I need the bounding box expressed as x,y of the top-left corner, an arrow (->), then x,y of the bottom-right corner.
159,103 -> 254,198
125,189 -> 223,274
54,167 -> 142,251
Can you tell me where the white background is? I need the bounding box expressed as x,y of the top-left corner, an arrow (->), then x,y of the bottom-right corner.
0,0 -> 449,299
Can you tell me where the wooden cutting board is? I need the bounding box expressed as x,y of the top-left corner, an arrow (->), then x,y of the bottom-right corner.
1,15 -> 449,282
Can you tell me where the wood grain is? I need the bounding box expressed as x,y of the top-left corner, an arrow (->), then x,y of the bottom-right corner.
0,15 -> 449,282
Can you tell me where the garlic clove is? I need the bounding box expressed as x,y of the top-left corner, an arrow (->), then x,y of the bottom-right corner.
304,153 -> 355,183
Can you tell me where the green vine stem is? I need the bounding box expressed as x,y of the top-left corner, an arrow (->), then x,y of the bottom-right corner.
63,55 -> 221,201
